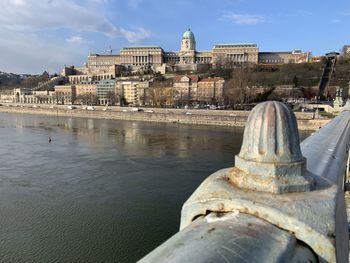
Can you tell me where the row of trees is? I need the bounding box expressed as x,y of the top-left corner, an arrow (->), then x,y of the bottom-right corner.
221,65 -> 325,108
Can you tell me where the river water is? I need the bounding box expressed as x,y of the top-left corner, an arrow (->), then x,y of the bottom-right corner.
0,113 -> 311,262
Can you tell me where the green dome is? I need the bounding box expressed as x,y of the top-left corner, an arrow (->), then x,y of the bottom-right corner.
182,29 -> 195,41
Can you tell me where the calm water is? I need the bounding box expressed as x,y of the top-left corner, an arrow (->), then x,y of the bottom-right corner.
0,113 -> 311,262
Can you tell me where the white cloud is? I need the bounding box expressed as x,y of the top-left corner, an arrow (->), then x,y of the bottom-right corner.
0,0 -> 152,73
120,27 -> 151,43
332,19 -> 341,23
221,12 -> 266,25
12,0 -> 26,6
0,0 -> 151,42
66,36 -> 84,44
66,36 -> 95,44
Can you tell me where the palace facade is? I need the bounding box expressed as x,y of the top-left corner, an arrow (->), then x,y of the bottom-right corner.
76,29 -> 310,75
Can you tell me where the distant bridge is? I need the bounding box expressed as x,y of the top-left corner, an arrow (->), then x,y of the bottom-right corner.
138,100 -> 350,263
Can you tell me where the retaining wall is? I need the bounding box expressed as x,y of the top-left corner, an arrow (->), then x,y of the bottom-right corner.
0,107 -> 329,130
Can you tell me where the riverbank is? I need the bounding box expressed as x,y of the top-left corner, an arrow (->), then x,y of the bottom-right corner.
0,105 -> 330,130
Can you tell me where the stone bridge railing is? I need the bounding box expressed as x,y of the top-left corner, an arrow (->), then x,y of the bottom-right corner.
138,101 -> 350,263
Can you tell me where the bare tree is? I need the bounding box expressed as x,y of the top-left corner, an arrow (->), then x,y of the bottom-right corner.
342,45 -> 350,57
106,91 -> 117,105
75,94 -> 98,105
224,66 -> 255,108
147,87 -> 178,107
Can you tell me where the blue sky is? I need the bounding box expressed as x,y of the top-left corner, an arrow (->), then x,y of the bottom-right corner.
0,0 -> 349,74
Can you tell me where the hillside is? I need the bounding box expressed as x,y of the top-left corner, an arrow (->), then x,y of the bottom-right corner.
205,61 -> 324,87
251,62 -> 324,87
220,58 -> 349,89
0,71 -> 22,88
330,57 -> 350,87
0,71 -> 50,90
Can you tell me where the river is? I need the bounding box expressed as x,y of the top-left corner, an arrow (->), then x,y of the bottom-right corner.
0,113 -> 312,262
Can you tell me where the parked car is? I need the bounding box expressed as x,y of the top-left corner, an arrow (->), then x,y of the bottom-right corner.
301,108 -> 315,112
131,107 -> 143,112
67,105 -> 76,110
87,106 -> 95,111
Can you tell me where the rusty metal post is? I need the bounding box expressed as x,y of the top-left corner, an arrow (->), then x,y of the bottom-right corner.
139,101 -> 350,263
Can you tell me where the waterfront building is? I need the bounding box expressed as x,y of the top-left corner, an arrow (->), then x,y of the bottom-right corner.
53,85 -> 76,104
173,75 -> 199,102
75,83 -> 97,96
197,77 -> 225,103
32,90 -> 55,104
0,90 -> 16,103
115,80 -> 149,106
75,82 -> 97,105
13,88 -> 37,104
173,75 -> 225,104
96,79 -> 118,105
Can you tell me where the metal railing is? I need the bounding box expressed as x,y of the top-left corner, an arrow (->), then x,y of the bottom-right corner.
138,101 -> 350,263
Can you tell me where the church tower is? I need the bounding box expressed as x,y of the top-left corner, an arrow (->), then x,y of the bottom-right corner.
181,29 -> 196,51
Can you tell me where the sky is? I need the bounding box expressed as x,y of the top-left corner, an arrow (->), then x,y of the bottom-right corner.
0,0 -> 349,74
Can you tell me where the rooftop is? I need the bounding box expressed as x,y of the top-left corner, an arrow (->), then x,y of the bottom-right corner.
88,54 -> 120,57
121,46 -> 163,50
259,51 -> 303,55
214,44 -> 257,48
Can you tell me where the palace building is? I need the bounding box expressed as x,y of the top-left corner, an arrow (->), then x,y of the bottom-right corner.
83,29 -> 264,73
63,29 -> 311,78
